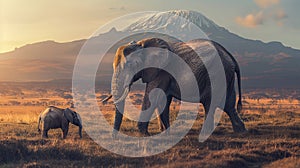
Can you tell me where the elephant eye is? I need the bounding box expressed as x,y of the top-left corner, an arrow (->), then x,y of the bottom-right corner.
125,61 -> 133,68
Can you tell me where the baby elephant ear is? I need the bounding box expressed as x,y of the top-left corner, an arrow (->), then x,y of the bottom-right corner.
63,108 -> 74,123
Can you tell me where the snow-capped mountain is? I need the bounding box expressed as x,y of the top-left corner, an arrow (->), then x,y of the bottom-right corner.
126,10 -> 221,32
0,10 -> 299,88
124,10 -> 224,42
121,10 -> 300,89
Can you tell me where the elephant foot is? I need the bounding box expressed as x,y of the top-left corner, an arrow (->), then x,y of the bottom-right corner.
42,131 -> 48,139
138,127 -> 150,137
159,127 -> 165,132
232,123 -> 247,133
138,128 -> 150,137
137,122 -> 150,136
112,129 -> 119,139
138,131 -> 150,137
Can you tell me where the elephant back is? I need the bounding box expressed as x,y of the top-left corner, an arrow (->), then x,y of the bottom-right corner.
170,40 -> 213,101
41,106 -> 64,120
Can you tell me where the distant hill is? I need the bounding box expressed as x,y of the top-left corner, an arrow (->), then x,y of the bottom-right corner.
0,40 -> 85,81
0,10 -> 299,89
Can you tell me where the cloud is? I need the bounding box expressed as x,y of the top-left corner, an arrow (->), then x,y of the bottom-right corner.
236,11 -> 264,28
236,0 -> 287,28
273,9 -> 288,26
273,9 -> 287,20
254,0 -> 280,8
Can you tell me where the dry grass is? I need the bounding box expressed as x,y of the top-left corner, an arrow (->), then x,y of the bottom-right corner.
0,87 -> 299,167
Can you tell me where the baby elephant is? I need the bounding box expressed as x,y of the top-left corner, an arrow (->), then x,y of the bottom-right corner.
37,106 -> 82,139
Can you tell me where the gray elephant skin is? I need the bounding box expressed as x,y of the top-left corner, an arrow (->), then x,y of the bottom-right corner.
37,106 -> 82,139
109,37 -> 247,136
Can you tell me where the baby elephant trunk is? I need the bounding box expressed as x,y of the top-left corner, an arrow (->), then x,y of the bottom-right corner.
72,112 -> 83,138
78,124 -> 82,138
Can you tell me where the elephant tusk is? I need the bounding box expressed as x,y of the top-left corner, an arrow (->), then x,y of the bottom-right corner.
114,87 -> 129,104
102,94 -> 112,104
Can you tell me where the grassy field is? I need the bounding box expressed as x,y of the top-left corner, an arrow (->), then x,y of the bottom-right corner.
0,87 -> 299,167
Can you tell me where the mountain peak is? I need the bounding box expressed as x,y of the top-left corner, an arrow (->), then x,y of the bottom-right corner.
109,27 -> 117,33
125,10 -> 221,33
167,10 -> 219,28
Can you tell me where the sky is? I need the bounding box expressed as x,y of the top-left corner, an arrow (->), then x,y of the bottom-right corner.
0,0 -> 299,53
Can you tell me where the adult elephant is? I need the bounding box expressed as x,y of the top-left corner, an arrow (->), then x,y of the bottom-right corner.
38,106 -> 83,139
109,38 -> 246,136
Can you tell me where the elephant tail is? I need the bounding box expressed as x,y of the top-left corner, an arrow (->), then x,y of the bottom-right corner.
226,46 -> 242,113
235,62 -> 243,113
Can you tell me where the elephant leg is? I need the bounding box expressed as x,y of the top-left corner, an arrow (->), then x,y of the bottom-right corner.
61,123 -> 69,139
62,128 -> 69,139
112,101 -> 125,138
113,105 -> 124,131
42,129 -> 49,138
154,108 -> 165,131
42,122 -> 49,138
224,87 -> 246,133
138,91 -> 155,136
202,101 -> 215,135
203,102 -> 210,120
138,81 -> 170,135
157,96 -> 172,132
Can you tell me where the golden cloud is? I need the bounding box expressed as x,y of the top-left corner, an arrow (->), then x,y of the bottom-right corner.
236,0 -> 287,28
236,11 -> 264,28
254,0 -> 280,8
274,9 -> 287,20
273,9 -> 288,26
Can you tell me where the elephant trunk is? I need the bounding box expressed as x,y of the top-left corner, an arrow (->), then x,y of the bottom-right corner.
78,125 -> 82,138
111,62 -> 135,137
111,70 -> 127,133
37,114 -> 41,133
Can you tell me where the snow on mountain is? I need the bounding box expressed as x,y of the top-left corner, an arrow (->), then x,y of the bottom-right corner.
126,10 -> 221,33
124,10 -> 225,41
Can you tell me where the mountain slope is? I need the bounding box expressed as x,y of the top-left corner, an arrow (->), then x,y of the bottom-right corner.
0,40 -> 85,81
125,10 -> 300,88
0,10 -> 299,88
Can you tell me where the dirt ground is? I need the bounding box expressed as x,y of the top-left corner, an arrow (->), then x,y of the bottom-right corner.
0,87 -> 299,168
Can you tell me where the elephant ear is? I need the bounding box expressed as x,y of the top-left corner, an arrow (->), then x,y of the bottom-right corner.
63,108 -> 74,123
113,42 -> 143,71
113,46 -> 127,71
138,38 -> 172,83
